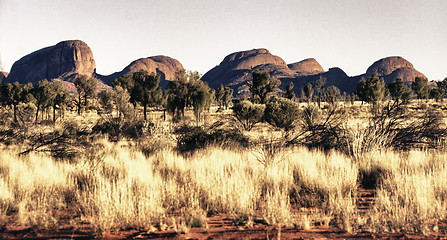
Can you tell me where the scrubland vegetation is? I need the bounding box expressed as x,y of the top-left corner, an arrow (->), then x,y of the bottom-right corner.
1,70 -> 447,237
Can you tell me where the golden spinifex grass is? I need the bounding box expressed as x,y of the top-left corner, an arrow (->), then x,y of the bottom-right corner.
0,139 -> 446,233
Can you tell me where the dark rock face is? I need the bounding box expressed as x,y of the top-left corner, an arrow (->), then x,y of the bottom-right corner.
202,49 -> 299,95
0,72 -> 8,84
202,48 -> 352,96
98,56 -> 184,88
202,49 -> 428,97
5,40 -> 96,85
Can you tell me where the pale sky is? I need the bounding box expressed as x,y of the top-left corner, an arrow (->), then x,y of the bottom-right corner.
0,0 -> 446,80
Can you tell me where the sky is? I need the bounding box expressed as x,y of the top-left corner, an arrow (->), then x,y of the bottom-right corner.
0,0 -> 446,80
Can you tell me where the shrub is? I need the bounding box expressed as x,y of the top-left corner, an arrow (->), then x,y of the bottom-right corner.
92,116 -> 152,141
264,97 -> 300,132
175,125 -> 248,153
290,104 -> 347,150
232,100 -> 265,131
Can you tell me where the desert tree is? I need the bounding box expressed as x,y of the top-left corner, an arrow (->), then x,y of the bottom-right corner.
113,74 -> 137,107
189,79 -> 213,124
436,77 -> 447,99
216,84 -> 233,109
131,70 -> 162,121
0,82 -> 33,122
222,86 -> 233,109
247,70 -> 280,104
411,77 -> 430,102
387,78 -> 413,106
429,88 -> 445,102
53,87 -> 70,121
355,74 -> 389,114
303,83 -> 314,103
32,80 -> 64,122
74,75 -> 98,114
98,89 -> 115,115
165,69 -> 189,121
215,84 -> 233,109
283,82 -> 296,100
312,75 -> 326,108
32,80 -> 54,122
323,85 -> 341,106
113,86 -> 133,118
216,84 -> 225,109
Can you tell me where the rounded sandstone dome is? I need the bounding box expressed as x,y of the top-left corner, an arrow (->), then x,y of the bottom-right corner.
288,58 -> 324,75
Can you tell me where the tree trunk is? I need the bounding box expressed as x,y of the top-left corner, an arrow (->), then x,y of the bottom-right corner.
143,104 -> 147,121
13,104 -> 18,122
35,105 -> 40,123
78,95 -> 82,115
53,104 -> 57,122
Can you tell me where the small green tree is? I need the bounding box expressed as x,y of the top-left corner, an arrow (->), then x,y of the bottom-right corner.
247,70 -> 280,104
355,74 -> 389,110
303,83 -> 314,103
411,77 -> 430,102
387,78 -> 413,106
32,80 -> 62,122
222,86 -> 233,109
216,84 -> 225,109
189,79 -> 213,124
113,86 -> 133,118
429,88 -> 445,102
113,74 -> 136,107
98,89 -> 115,114
165,70 -> 189,121
0,82 -> 33,122
74,75 -> 98,114
436,77 -> 447,99
131,70 -> 162,121
53,87 -> 70,121
313,76 -> 326,108
283,82 -> 296,100
323,86 -> 341,106
216,84 -> 234,109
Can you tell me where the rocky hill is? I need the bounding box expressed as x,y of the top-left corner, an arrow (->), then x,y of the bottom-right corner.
5,40 -> 96,85
0,72 -> 8,84
4,40 -> 184,92
97,55 -> 184,88
363,56 -> 426,84
287,58 -> 324,76
201,49 -> 427,97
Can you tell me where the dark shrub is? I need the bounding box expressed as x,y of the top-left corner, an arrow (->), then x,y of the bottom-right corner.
232,100 -> 265,131
92,117 -> 153,141
175,125 -> 248,153
264,97 -> 300,132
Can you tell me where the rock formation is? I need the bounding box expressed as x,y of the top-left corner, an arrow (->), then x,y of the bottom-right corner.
0,72 -> 8,84
202,48 -> 300,95
288,58 -> 324,76
5,40 -> 96,85
97,56 -> 184,88
202,49 -> 428,97
202,48 -> 351,96
364,56 -> 426,84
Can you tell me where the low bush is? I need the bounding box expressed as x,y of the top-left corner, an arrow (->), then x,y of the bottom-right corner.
264,97 -> 300,132
232,100 -> 265,131
175,125 -> 248,153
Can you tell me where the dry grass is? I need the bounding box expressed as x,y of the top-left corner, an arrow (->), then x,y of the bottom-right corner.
0,101 -> 447,234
